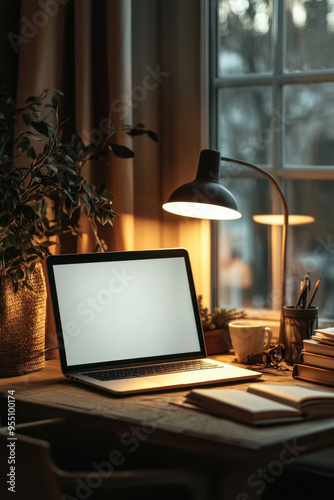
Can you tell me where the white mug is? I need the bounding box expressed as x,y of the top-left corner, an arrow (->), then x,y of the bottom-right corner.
228,320 -> 273,364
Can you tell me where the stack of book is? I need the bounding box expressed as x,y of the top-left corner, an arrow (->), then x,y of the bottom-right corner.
293,327 -> 334,387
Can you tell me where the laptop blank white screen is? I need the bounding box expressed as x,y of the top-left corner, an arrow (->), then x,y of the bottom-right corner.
53,257 -> 201,367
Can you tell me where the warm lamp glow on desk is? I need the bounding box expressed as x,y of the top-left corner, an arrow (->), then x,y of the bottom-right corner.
162,149 -> 305,343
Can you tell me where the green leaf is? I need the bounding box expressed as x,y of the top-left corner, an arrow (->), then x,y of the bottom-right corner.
80,194 -> 92,211
38,243 -> 52,256
15,268 -> 24,281
96,181 -> 107,196
45,104 -> 57,115
63,189 -> 77,204
29,262 -> 36,273
46,163 -> 58,173
26,255 -> 38,263
31,120 -> 54,137
56,171 -> 69,187
26,245 -> 38,255
22,113 -> 32,125
17,136 -> 31,152
4,247 -> 20,259
25,95 -> 40,103
32,110 -> 42,120
109,143 -> 135,158
127,128 -> 146,137
63,197 -> 77,218
21,205 -> 36,220
4,198 -> 14,212
36,218 -> 45,234
5,233 -> 16,248
82,144 -> 95,157
40,240 -> 55,248
0,214 -> 14,226
51,96 -> 58,108
101,189 -> 114,202
71,134 -> 84,152
146,130 -> 159,142
44,88 -> 65,97
27,147 -> 36,159
100,212 -> 110,225
59,166 -> 77,177
25,131 -> 43,141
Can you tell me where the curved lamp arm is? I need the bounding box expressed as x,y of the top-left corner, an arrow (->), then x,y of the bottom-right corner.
163,149 -> 288,343
221,156 -> 288,343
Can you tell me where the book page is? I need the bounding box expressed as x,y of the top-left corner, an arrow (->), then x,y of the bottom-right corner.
247,384 -> 334,410
187,388 -> 302,422
313,328 -> 334,340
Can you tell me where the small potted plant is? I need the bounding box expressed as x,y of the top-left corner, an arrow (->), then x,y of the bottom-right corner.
0,87 -> 157,376
198,295 -> 247,355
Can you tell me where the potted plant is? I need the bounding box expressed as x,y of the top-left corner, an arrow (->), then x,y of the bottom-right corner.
198,295 -> 247,355
0,87 -> 157,377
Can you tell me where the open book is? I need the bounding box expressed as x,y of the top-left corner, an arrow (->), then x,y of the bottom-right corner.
312,327 -> 334,346
185,383 -> 334,426
314,327 -> 334,338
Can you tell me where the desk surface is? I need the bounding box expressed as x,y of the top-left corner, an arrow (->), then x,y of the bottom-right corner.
1,356 -> 334,463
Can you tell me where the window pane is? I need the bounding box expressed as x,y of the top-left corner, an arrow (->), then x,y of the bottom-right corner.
217,0 -> 273,76
217,178 -> 271,309
284,83 -> 334,167
285,0 -> 334,72
285,179 -> 334,322
218,87 -> 272,164
213,0 -> 334,324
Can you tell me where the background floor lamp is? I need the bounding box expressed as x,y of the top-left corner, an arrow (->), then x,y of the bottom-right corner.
162,149 -> 289,343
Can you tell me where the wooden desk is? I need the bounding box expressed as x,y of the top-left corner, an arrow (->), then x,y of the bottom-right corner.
1,356 -> 334,499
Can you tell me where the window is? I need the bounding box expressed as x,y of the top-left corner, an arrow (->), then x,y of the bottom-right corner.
210,0 -> 334,323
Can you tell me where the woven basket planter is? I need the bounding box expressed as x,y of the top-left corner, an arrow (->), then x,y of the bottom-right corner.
0,263 -> 47,377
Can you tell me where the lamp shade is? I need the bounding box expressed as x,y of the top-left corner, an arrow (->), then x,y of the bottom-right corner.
162,149 -> 241,220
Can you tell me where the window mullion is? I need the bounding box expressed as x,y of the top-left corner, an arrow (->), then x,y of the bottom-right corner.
270,1 -> 284,311
271,0 -> 283,175
210,0 -> 219,309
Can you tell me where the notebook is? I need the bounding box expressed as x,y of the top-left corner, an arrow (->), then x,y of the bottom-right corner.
46,248 -> 261,395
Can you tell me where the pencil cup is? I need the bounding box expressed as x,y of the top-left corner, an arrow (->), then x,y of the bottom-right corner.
283,306 -> 318,365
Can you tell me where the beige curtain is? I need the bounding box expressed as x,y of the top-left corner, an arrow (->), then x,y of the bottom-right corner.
1,0 -> 211,353
16,0 -> 136,253
131,0 -> 211,304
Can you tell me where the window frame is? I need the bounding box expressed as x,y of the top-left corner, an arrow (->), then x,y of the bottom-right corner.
209,0 -> 334,311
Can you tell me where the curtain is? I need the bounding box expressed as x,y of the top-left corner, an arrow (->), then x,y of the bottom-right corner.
131,0 -> 211,305
0,0 -> 211,354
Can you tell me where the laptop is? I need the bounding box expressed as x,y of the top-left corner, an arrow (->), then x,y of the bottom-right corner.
46,248 -> 261,395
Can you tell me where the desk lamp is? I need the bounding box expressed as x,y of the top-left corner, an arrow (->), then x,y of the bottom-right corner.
162,149 -> 289,343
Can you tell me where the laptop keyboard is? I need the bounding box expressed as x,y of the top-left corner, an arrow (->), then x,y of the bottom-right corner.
86,359 -> 222,381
